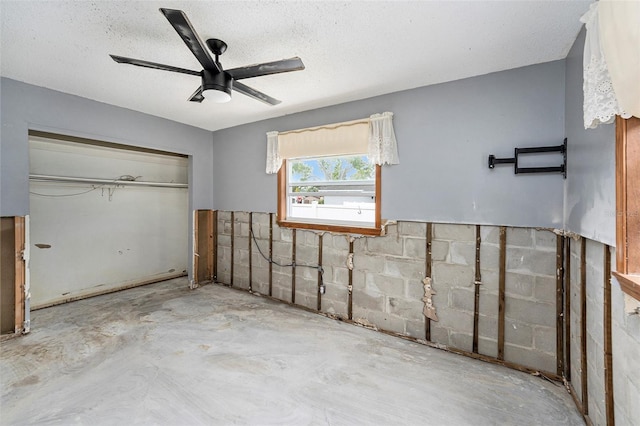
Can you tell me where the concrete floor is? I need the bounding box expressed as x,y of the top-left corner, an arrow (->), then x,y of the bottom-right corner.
1,278 -> 583,425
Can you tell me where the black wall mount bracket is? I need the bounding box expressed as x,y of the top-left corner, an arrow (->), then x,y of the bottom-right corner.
488,138 -> 567,178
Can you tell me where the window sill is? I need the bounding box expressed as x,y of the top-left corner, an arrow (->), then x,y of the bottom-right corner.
612,272 -> 640,302
277,220 -> 383,236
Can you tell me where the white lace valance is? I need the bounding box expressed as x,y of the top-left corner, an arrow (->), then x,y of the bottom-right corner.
599,0 -> 640,120
265,112 -> 400,173
368,112 -> 399,165
265,131 -> 281,174
580,1 -> 634,129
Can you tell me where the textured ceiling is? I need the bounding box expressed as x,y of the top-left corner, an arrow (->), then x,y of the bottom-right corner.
1,0 -> 591,132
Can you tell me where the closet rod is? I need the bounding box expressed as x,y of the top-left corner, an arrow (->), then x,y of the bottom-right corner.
29,174 -> 187,188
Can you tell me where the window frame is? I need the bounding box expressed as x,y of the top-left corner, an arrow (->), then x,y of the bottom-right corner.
613,116 -> 640,301
277,159 -> 382,235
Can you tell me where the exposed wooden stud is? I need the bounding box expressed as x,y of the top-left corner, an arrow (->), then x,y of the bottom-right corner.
580,237 -> 588,415
193,211 -> 200,285
317,234 -> 323,311
348,240 -> 354,320
14,217 -> 25,334
230,211 -> 235,287
207,211 -> 214,281
564,237 -> 571,381
195,210 -> 215,284
473,225 -> 481,353
291,229 -> 297,304
556,234 -> 564,377
213,210 -> 218,282
269,213 -> 273,297
1,218 -> 17,334
603,245 -> 614,426
248,212 -> 253,292
425,223 -> 433,341
498,226 -> 506,360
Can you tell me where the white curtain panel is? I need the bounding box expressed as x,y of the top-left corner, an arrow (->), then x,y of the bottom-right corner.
580,1 -> 638,129
368,112 -> 400,165
599,0 -> 640,120
265,131 -> 281,174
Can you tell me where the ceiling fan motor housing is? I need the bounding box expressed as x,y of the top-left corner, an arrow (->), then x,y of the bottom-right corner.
202,69 -> 233,97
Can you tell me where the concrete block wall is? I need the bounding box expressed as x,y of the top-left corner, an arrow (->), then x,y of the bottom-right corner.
585,239 -> 606,425
216,212 -> 561,374
321,233 -> 350,317
232,212 -> 251,290
294,230 -> 320,310
249,212 -> 271,296
503,228 -> 558,373
611,279 -> 640,425
568,238 -> 583,405
352,222 -> 426,337
564,237 -> 640,426
271,216 -> 293,302
216,211 -> 232,284
430,225 -> 558,371
431,224 -> 476,351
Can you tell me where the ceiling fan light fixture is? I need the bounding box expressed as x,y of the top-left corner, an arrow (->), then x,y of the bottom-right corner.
201,69 -> 233,103
202,88 -> 231,103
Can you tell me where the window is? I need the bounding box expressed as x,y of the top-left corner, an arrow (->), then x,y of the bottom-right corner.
270,113 -> 398,235
613,116 -> 640,301
278,155 -> 381,235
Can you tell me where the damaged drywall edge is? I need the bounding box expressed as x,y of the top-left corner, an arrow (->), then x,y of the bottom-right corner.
549,228 -> 582,240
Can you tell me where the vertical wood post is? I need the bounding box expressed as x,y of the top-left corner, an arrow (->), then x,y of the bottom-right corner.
317,234 -> 323,311
556,234 -> 565,377
248,212 -> 253,291
604,245 -> 614,426
473,225 -> 482,353
348,239 -> 354,320
213,210 -> 218,282
580,237 -> 589,415
230,211 -> 235,286
14,217 -> 25,334
291,229 -> 297,304
425,223 -> 433,341
269,213 -> 273,297
498,226 -> 507,360
564,237 -> 571,381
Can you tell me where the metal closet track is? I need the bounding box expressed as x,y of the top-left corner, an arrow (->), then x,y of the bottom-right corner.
29,174 -> 188,188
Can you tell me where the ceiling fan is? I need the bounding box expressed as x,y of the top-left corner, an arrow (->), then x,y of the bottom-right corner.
109,8 -> 305,105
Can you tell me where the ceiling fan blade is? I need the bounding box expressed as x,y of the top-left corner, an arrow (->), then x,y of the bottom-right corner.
188,86 -> 204,103
233,81 -> 281,105
159,8 -> 221,72
227,57 -> 305,80
110,55 -> 201,76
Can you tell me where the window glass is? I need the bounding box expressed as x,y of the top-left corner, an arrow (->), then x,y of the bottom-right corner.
286,154 -> 376,226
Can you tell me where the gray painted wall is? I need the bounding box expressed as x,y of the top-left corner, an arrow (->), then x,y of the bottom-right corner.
0,77 -> 214,280
212,61 -> 567,229
564,29 -> 616,246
